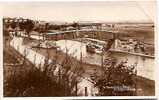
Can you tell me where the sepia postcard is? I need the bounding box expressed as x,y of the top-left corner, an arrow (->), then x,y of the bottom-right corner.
0,0 -> 158,99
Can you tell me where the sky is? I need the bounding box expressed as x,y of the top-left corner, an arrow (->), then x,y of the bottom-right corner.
0,1 -> 156,23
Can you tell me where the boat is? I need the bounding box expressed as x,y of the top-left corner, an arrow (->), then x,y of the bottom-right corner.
86,43 -> 103,54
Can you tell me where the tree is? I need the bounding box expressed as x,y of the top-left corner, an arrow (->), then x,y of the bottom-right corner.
94,58 -> 137,96
19,22 -> 26,31
71,22 -> 80,30
23,19 -> 34,38
10,22 -> 18,36
10,22 -> 17,30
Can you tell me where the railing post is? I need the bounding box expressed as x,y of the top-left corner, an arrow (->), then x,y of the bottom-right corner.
58,68 -> 61,85
75,81 -> 78,96
85,87 -> 88,96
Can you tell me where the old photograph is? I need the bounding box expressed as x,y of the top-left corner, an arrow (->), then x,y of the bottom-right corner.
2,1 -> 156,97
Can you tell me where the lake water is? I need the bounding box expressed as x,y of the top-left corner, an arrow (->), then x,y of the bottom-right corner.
109,52 -> 154,80
56,40 -> 154,80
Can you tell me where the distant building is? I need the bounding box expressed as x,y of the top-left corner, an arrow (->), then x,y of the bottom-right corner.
3,17 -> 28,24
45,31 -> 77,40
